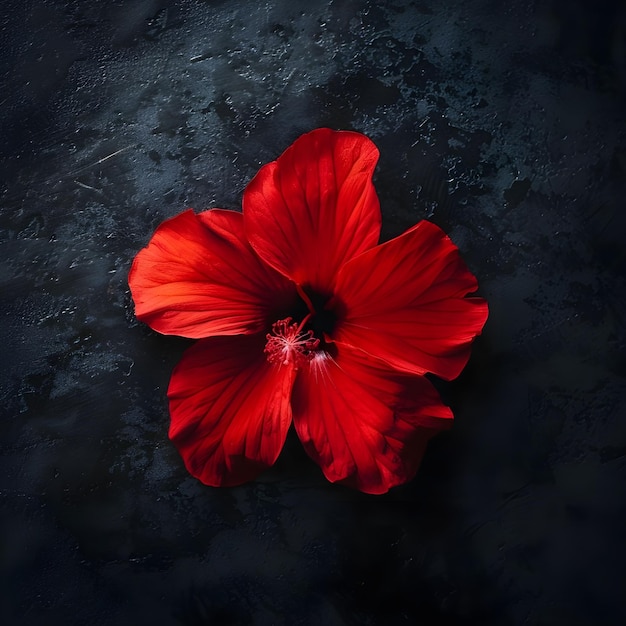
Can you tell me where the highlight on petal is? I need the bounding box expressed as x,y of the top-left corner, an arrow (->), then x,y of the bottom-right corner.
331,220 -> 489,380
292,345 -> 453,494
168,334 -> 296,487
129,209 -> 297,338
243,128 -> 381,295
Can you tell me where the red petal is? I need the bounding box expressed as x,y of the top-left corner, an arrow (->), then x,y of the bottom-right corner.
129,209 -> 297,338
243,128 -> 381,295
292,346 -> 453,494
168,334 -> 296,487
331,220 -> 488,380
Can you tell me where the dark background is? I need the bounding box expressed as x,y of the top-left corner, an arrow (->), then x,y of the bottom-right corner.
1,1 -> 625,624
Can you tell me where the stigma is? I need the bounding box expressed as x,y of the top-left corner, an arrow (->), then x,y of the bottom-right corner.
264,317 -> 319,367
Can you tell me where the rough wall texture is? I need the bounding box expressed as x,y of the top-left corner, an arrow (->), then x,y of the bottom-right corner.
1,1 -> 625,624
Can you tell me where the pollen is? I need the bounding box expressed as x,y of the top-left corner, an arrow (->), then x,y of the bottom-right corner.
264,317 -> 319,367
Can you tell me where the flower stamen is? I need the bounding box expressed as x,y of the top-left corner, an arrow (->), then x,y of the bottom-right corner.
265,317 -> 319,367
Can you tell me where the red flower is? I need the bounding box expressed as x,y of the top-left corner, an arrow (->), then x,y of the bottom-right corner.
129,128 -> 488,494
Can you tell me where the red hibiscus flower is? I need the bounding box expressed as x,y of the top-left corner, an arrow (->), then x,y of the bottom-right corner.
129,128 -> 488,494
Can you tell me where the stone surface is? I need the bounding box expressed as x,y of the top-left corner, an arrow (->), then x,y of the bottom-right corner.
1,1 -> 625,624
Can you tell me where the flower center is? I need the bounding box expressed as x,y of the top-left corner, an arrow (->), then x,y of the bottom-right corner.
264,317 -> 320,367
305,290 -> 337,337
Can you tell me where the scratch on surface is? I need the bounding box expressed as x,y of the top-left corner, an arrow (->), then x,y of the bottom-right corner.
74,180 -> 103,193
528,313 -> 579,340
67,146 -> 133,178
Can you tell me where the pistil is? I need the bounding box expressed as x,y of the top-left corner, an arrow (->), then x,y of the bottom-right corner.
264,316 -> 320,367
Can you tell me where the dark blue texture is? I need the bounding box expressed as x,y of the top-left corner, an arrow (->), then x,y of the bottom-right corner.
1,1 -> 625,624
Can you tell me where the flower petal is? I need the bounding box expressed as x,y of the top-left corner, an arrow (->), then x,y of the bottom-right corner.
292,345 -> 453,494
331,220 -> 489,380
243,128 -> 381,295
129,209 -> 297,338
168,334 -> 296,487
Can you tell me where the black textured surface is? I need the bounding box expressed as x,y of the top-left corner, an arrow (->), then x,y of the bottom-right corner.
2,1 -> 626,624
